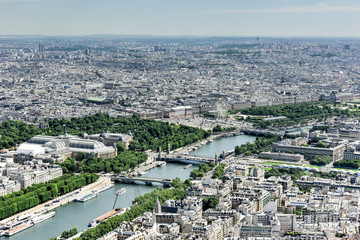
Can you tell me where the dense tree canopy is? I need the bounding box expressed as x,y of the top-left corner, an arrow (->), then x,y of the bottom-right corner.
333,159 -> 360,169
237,102 -> 357,128
202,196 -> 219,211
58,149 -> 148,174
0,113 -> 211,152
47,113 -> 211,151
0,120 -> 42,150
190,163 -> 215,179
265,168 -> 306,181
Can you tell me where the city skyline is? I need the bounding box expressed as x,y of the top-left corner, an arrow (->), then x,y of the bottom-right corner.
0,0 -> 360,37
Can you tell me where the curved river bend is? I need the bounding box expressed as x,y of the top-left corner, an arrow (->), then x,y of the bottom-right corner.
9,134 -> 256,240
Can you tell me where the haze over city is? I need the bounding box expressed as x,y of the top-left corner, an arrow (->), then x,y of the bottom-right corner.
0,0 -> 360,37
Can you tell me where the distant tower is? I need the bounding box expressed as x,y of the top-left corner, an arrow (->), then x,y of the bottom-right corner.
153,195 -> 161,214
167,144 -> 170,154
215,152 -> 218,165
256,36 -> 260,44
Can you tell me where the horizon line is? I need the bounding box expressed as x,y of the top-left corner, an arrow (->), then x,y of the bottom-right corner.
1,34 -> 360,39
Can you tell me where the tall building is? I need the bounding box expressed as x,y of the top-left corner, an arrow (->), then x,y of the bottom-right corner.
38,44 -> 44,53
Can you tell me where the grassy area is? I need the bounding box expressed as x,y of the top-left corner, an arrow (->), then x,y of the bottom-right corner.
263,167 -> 272,171
333,167 -> 360,172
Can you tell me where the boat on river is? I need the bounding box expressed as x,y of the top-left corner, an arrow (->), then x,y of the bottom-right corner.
157,162 -> 166,167
116,188 -> 126,195
74,191 -> 99,202
184,164 -> 192,169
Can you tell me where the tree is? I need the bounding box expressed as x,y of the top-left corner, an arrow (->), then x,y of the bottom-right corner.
212,125 -> 223,132
315,141 -> 327,148
171,177 -> 183,189
203,196 -> 219,211
116,142 -> 126,152
76,152 -> 87,162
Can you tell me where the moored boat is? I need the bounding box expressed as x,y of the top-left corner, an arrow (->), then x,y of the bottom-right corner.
30,212 -> 56,225
138,171 -> 147,176
97,183 -> 115,193
3,222 -> 32,236
88,208 -> 123,228
74,191 -> 99,202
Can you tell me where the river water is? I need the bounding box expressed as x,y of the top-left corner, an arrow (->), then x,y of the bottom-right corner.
9,134 -> 256,240
188,134 -> 257,158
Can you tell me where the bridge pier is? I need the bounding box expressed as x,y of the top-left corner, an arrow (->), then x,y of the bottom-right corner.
145,181 -> 152,186
163,183 -> 171,188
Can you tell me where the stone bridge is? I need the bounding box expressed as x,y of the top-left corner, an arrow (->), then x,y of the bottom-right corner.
111,175 -> 172,187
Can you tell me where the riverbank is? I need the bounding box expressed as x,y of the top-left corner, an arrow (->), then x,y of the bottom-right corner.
0,176 -> 112,226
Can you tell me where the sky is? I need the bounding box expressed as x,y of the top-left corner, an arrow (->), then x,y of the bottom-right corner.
0,0 -> 360,37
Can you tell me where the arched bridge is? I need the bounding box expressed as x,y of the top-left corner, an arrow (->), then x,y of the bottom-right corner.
160,155 -> 215,164
111,175 -> 172,187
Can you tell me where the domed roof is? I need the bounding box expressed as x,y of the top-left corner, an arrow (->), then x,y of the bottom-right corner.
27,135 -> 55,145
43,140 -> 67,150
68,139 -> 106,150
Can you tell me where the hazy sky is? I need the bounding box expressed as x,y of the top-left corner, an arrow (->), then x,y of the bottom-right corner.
0,0 -> 360,37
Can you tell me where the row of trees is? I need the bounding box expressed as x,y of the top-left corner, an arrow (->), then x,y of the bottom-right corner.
59,149 -> 148,174
190,162 -> 216,179
212,163 -> 227,180
235,136 -> 281,155
212,125 -> 236,133
50,227 -> 78,240
73,187 -> 185,240
0,173 -> 98,220
333,159 -> 360,169
309,156 -> 332,166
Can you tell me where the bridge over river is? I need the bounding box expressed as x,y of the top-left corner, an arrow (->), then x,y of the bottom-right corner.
111,175 -> 172,187
160,154 -> 215,164
239,128 -> 282,137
